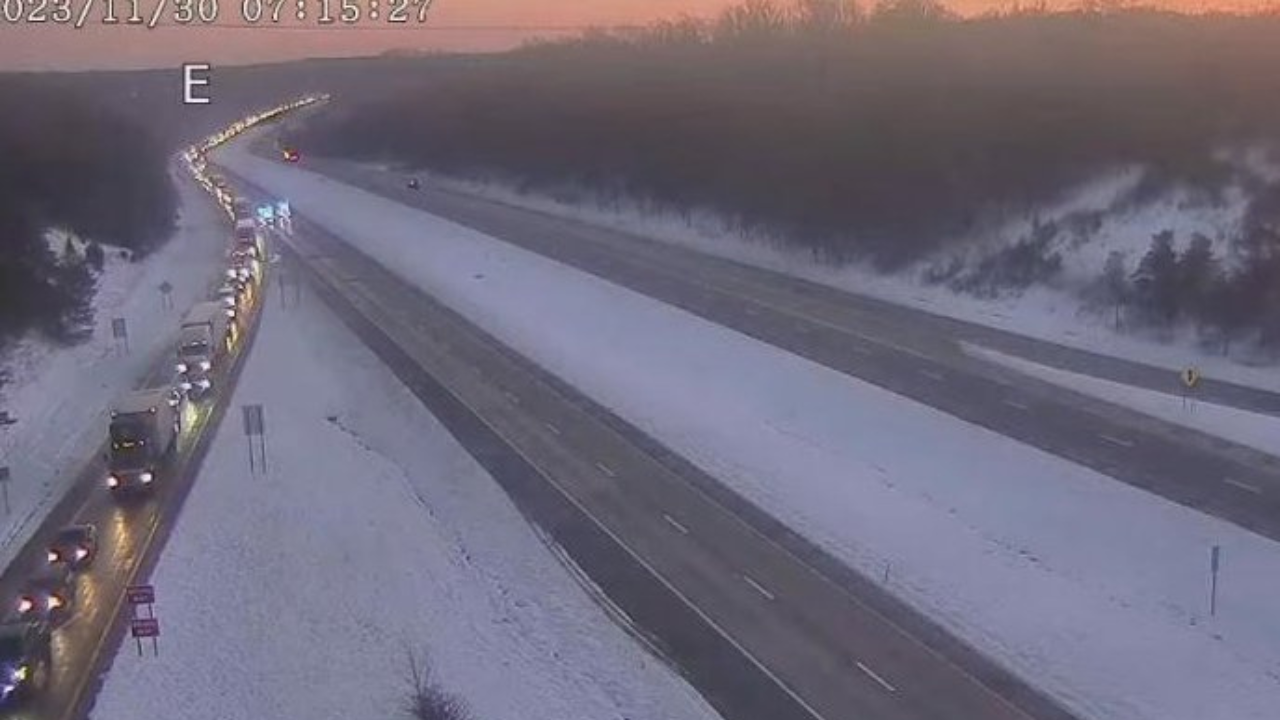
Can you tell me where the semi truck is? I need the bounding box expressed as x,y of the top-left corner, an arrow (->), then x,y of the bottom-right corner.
106,388 -> 179,496
176,302 -> 232,396
234,218 -> 263,259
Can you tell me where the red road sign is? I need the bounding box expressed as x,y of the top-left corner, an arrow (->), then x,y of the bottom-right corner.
126,585 -> 155,605
130,618 -> 160,638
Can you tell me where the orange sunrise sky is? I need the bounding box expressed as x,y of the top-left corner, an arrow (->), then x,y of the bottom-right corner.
0,0 -> 1270,72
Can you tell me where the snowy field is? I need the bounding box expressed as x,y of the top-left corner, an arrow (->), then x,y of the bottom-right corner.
89,269 -> 721,720
968,343 -> 1280,458
219,136 -> 1280,720
367,160 -> 1280,395
0,171 -> 228,571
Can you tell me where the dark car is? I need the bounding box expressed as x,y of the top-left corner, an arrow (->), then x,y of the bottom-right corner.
0,619 -> 51,706
46,525 -> 97,571
14,565 -> 75,624
407,178 -> 420,190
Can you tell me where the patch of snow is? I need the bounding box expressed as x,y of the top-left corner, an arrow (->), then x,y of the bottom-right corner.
0,169 -> 229,572
966,343 -> 1280,458
90,270 -> 722,720
219,138 -> 1280,720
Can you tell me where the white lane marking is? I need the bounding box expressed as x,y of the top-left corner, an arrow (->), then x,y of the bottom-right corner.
1002,398 -> 1030,411
503,390 -> 520,405
851,345 -> 874,357
663,514 -> 690,535
857,661 -> 898,693
745,306 -> 759,316
1225,477 -> 1263,494
919,369 -> 945,382
595,462 -> 617,478
1099,434 -> 1135,449
742,574 -> 776,601
543,421 -> 561,436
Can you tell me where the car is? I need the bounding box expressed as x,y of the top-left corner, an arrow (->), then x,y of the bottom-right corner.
46,525 -> 97,571
0,619 -> 52,706
14,565 -> 75,624
216,282 -> 241,310
406,178 -> 420,190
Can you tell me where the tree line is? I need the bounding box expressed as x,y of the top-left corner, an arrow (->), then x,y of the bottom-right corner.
0,77 -> 177,361
292,0 -> 1280,271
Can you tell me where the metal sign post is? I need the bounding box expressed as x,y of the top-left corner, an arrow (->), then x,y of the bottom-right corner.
1209,545 -> 1221,617
126,584 -> 159,656
1181,367 -> 1200,412
242,404 -> 267,474
111,318 -> 129,355
0,466 -> 9,516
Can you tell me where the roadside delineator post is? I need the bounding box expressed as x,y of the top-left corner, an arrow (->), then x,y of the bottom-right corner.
242,404 -> 267,474
159,281 -> 174,310
111,318 -> 130,356
0,466 -> 9,516
126,584 -> 160,657
1209,544 -> 1221,617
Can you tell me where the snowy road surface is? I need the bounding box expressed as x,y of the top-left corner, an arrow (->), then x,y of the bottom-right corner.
89,268 -> 721,720
294,156 -> 1280,547
216,136 -> 1280,720
970,345 -> 1280,459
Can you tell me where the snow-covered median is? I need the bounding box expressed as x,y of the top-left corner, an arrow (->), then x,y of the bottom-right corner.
89,273 -> 721,720
0,171 -> 227,571
967,343 -> 1280,457
220,138 -> 1280,720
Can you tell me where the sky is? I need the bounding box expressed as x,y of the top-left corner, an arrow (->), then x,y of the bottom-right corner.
0,0 -> 1269,72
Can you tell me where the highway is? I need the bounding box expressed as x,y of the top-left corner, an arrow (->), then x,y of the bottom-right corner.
0,189 -> 267,720
226,172 -> 1082,720
292,157 -> 1280,542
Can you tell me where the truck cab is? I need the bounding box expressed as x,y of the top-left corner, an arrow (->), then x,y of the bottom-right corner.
234,219 -> 263,259
176,302 -> 232,396
106,388 -> 179,496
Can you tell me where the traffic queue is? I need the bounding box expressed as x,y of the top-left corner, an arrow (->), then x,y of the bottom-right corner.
0,160 -> 271,709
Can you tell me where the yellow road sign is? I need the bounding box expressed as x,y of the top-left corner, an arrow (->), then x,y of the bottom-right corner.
1181,367 -> 1201,389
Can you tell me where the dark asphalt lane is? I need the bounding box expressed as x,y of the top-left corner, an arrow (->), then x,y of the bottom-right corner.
0,200 -> 268,720
298,159 -> 1280,542
233,174 -> 1081,720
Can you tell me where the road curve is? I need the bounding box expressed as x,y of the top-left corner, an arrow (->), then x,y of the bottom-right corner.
293,157 -> 1280,543
0,184 -> 268,720
227,171 -> 1081,720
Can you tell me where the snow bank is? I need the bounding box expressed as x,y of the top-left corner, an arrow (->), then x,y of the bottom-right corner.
966,343 -> 1280,458
218,138 -> 1280,720
0,171 -> 228,571
90,271 -> 721,720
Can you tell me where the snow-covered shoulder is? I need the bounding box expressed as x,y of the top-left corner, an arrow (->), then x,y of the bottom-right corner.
966,343 -> 1280,458
89,278 -> 721,720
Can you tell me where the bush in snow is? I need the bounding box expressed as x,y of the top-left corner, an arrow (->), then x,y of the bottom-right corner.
403,649 -> 473,720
